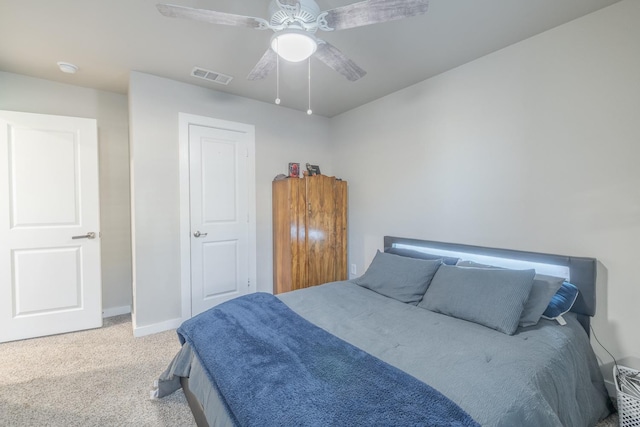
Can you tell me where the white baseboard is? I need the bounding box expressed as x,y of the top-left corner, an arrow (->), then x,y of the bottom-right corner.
133,317 -> 184,338
102,305 -> 131,318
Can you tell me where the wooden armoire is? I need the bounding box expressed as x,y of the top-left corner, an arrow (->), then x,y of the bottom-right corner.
272,175 -> 347,294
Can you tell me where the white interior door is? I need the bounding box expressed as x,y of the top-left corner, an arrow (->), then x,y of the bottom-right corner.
0,110 -> 101,343
189,123 -> 252,316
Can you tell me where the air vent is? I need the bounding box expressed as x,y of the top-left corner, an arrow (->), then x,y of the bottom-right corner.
191,67 -> 233,85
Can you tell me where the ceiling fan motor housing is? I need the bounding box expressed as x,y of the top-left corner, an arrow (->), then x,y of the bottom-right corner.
269,0 -> 322,32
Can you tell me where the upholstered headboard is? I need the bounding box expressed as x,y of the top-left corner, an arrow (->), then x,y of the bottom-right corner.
383,236 -> 597,335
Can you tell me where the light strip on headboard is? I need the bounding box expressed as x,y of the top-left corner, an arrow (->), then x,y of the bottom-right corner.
393,243 -> 571,280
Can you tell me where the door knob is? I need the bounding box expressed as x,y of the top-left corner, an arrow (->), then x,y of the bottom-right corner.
72,232 -> 96,240
193,231 -> 208,238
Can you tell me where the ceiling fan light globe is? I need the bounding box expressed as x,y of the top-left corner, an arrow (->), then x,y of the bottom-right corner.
271,30 -> 317,63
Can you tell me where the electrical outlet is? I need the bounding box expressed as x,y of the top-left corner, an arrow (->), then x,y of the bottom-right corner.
350,264 -> 357,275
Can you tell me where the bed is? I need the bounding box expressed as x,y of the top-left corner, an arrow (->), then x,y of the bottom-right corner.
153,236 -> 612,426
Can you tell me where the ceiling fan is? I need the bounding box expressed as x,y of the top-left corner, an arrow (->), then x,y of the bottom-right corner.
157,0 -> 429,82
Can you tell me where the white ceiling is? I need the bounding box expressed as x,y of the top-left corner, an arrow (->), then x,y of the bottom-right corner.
0,0 -> 621,117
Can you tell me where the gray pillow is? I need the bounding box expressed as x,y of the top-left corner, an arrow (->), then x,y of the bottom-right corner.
353,250 -> 442,305
456,260 -> 495,269
456,260 -> 564,327
386,247 -> 459,266
520,274 -> 565,327
419,265 -> 535,335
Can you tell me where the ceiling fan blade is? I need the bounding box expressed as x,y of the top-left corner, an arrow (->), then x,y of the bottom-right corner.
247,48 -> 278,81
323,0 -> 429,31
315,41 -> 366,82
157,4 -> 266,29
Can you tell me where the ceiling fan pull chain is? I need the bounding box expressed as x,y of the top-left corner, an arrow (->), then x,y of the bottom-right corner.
307,57 -> 312,115
275,38 -> 281,105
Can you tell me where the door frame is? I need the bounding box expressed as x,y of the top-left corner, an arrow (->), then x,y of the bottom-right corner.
178,113 -> 256,320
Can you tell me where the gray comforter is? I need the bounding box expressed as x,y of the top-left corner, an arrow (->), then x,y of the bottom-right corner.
156,281 -> 611,426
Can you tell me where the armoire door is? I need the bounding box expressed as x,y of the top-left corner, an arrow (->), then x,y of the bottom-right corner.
272,177 -> 307,294
334,180 -> 348,281
0,110 -> 102,343
306,175 -> 339,287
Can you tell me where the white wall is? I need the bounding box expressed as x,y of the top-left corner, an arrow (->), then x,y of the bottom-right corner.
330,0 -> 640,364
0,71 -> 132,315
128,72 -> 332,332
4,1 -> 636,368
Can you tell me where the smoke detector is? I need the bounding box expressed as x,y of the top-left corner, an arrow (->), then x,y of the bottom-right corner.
57,62 -> 78,74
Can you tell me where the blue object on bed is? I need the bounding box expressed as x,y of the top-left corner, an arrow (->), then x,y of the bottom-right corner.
177,292 -> 480,427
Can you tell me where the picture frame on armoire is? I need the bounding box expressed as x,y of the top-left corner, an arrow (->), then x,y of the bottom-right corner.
306,163 -> 321,176
288,162 -> 300,177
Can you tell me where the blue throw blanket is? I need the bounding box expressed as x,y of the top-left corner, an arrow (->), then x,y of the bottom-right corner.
178,293 -> 479,427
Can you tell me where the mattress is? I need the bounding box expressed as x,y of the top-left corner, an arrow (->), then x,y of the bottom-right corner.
156,281 -> 611,426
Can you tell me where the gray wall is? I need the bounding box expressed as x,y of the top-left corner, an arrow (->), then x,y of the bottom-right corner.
0,71 -> 132,314
128,72 -> 333,331
329,0 -> 640,363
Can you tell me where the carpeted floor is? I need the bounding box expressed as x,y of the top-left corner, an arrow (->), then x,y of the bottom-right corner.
0,315 -> 194,426
0,314 -> 620,426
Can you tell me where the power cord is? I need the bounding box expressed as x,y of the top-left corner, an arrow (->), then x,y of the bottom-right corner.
590,324 -> 619,373
590,324 -> 623,414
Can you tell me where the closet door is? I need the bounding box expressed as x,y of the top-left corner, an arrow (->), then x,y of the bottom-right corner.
306,175 -> 338,287
188,123 -> 252,316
